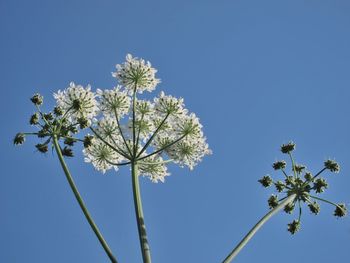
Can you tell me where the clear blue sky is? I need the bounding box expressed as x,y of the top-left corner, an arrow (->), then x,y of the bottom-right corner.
1,0 -> 350,262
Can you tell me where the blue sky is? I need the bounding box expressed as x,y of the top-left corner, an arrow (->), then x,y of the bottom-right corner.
1,0 -> 350,262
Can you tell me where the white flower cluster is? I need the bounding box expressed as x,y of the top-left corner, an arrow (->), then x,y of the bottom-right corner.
54,82 -> 99,125
55,54 -> 211,182
112,54 -> 160,94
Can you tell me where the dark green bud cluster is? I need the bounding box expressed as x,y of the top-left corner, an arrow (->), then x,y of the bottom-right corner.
324,159 -> 340,173
14,133 -> 25,145
61,146 -> 74,157
35,143 -> 48,153
308,202 -> 320,215
258,175 -> 273,188
287,220 -> 300,235
30,113 -> 40,125
334,204 -> 347,217
260,141 -> 347,235
30,93 -> 43,106
313,178 -> 328,193
281,141 -> 295,154
15,93 -> 89,158
53,106 -> 63,116
268,195 -> 279,209
83,135 -> 94,148
284,202 -> 295,214
272,160 -> 286,170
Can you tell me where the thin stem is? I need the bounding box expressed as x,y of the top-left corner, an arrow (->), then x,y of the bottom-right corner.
136,112 -> 170,158
90,127 -> 130,160
114,108 -> 132,156
311,167 -> 327,181
288,153 -> 297,178
131,162 -> 152,263
137,134 -> 187,162
52,135 -> 118,263
222,194 -> 296,263
309,195 -> 343,209
138,159 -> 174,165
132,85 -> 137,157
105,158 -> 132,167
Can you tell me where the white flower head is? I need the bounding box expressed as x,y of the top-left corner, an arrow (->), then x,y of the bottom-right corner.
83,138 -> 125,173
154,91 -> 187,116
139,155 -> 170,183
166,137 -> 212,170
54,82 -> 98,125
112,54 -> 160,94
97,85 -> 131,118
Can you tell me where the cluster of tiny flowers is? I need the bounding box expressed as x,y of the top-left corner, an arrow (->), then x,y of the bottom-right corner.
112,54 -> 160,94
54,82 -> 99,126
259,142 -> 346,235
81,54 -> 211,182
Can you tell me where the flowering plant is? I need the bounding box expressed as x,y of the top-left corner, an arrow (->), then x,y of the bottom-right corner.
15,54 -> 346,263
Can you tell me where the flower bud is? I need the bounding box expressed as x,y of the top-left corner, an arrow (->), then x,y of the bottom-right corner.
272,160 -> 286,170
287,220 -> 300,234
14,133 -> 25,145
324,159 -> 340,173
308,202 -> 320,215
281,142 -> 296,154
30,93 -> 43,106
258,175 -> 273,188
334,203 -> 347,217
29,113 -> 40,125
268,195 -> 279,209
35,143 -> 48,153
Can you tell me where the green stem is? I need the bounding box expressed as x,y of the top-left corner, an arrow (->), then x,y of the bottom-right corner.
52,135 -> 118,263
222,193 -> 296,263
131,162 -> 152,263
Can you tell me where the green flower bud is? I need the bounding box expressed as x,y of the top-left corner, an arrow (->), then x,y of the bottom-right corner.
62,146 -> 74,157
324,159 -> 340,173
268,195 -> 279,209
258,175 -> 273,188
294,164 -> 306,174
284,201 -> 295,214
287,220 -> 300,235
274,181 -> 285,192
35,143 -> 48,153
314,178 -> 328,193
53,106 -> 63,116
334,204 -> 347,217
83,135 -> 93,148
29,113 -> 40,125
78,117 -> 89,129
30,93 -> 43,106
281,142 -> 296,154
14,133 -> 25,145
272,160 -> 286,170
304,172 -> 313,182
308,202 -> 320,215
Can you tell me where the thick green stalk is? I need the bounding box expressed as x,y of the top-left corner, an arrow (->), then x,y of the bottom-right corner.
222,193 -> 296,263
52,135 -> 118,263
131,162 -> 152,263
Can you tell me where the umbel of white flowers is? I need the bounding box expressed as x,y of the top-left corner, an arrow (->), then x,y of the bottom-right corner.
52,54 -> 211,182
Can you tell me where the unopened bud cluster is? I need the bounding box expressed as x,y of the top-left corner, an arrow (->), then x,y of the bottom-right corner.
259,142 -> 346,234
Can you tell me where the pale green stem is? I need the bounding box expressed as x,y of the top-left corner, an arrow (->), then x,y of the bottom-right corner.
90,127 -> 130,160
114,108 -> 132,156
131,162 -> 152,263
222,193 -> 296,263
137,133 -> 187,161
136,112 -> 170,158
52,135 -> 118,263
288,153 -> 297,178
